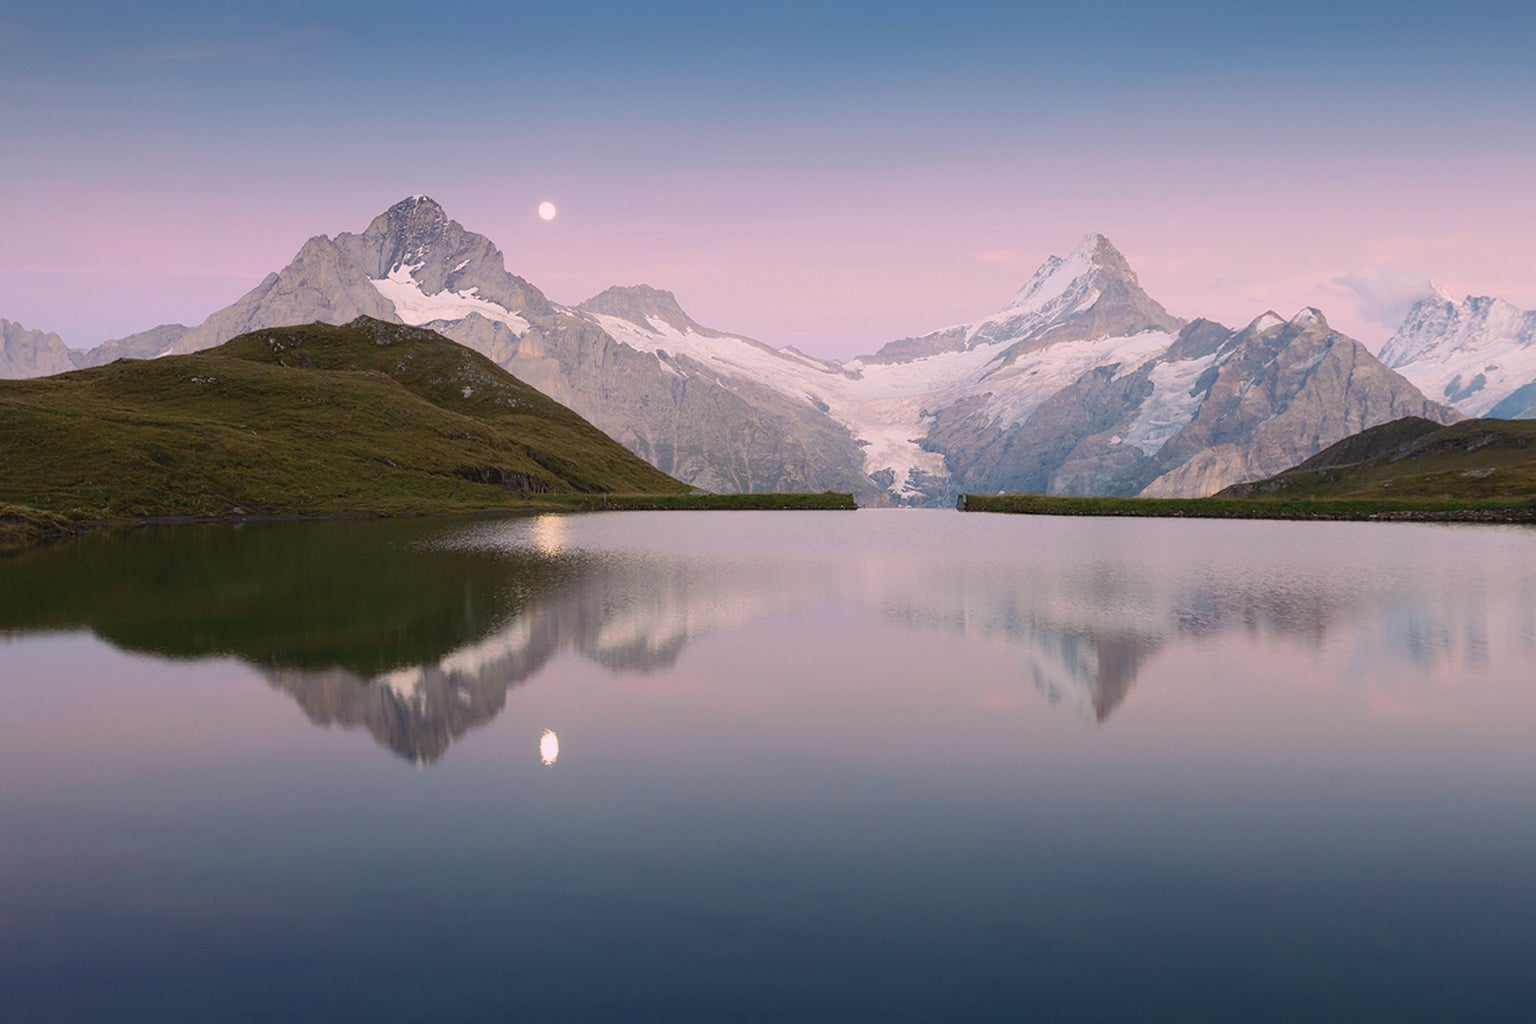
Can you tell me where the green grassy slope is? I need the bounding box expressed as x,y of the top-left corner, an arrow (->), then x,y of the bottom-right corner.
1217,417 -> 1536,501
962,416 -> 1536,521
0,316 -> 689,520
1279,416 -> 1448,472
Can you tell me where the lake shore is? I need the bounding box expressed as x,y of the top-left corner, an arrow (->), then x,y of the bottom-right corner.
959,492 -> 1536,523
0,491 -> 858,555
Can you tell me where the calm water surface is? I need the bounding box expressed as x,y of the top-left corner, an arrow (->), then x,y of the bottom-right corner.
2,510 -> 1534,1022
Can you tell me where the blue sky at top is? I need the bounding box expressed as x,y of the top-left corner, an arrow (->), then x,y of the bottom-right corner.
2,1 -> 1532,354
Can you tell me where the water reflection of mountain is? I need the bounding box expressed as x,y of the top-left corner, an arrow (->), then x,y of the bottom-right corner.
0,519 -> 569,761
0,518 -> 819,762
3,515 -> 1531,762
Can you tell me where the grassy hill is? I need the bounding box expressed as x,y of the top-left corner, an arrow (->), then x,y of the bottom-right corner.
1216,417 -> 1536,501
0,316 -> 691,527
962,416 -> 1536,522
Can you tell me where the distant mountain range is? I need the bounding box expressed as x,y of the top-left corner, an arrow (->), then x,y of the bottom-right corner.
10,196 -> 1527,503
1379,289 -> 1536,418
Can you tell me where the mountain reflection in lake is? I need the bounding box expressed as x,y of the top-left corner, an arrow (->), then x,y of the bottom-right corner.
3,511 -> 1535,1022
2,511 -> 1533,762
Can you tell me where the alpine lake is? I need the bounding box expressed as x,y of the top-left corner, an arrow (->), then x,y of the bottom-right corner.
3,509 -> 1533,1022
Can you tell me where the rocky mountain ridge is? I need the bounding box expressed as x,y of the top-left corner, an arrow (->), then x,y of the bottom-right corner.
1380,288 -> 1536,418
0,197 -> 1467,502
862,232 -> 1186,365
1217,415 -> 1536,503
0,318 -> 75,377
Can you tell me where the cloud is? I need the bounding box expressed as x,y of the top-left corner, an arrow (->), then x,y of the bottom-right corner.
1333,265 -> 1438,329
976,249 -> 1018,264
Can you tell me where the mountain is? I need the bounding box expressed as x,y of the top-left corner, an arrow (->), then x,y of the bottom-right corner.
1380,289 -> 1536,418
0,316 -> 687,519
831,232 -> 1191,502
864,232 -> 1186,364
1250,415 -> 1447,475
1131,308 -> 1459,496
924,305 -> 1457,500
0,199 -> 1460,502
140,196 -> 882,502
71,323 -> 191,368
1,319 -> 76,378
584,234 -> 1454,501
1217,416 -> 1536,502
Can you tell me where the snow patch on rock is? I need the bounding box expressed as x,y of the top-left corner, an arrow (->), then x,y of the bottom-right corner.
1382,294 -> 1536,416
372,262 -> 529,335
1119,353 -> 1219,455
588,305 -> 1176,500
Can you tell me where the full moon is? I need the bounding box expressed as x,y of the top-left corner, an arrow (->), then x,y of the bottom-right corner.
537,201 -> 557,221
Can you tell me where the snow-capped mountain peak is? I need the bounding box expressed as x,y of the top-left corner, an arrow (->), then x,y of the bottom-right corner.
351,196 -> 552,332
364,195 -> 452,268
998,232 -> 1133,316
1379,290 -> 1536,416
577,284 -> 711,336
862,233 -> 1184,367
1246,311 -> 1286,334
2,196 -> 1463,509
1288,307 -> 1328,330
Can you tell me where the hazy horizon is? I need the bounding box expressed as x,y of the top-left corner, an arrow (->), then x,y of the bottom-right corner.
3,1 -> 1533,360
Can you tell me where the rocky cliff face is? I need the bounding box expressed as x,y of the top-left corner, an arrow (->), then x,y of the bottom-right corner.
864,233 -> 1185,365
15,196 -> 883,500
71,323 -> 190,368
1380,290 -> 1536,418
0,200 -> 1465,501
570,285 -> 883,500
0,319 -> 76,378
1138,309 -> 1459,496
578,284 -> 717,336
236,199 -> 879,499
920,308 -> 1459,498
492,309 -> 880,499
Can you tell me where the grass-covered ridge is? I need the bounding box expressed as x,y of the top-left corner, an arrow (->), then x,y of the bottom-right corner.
0,317 -> 702,523
1216,417 -> 1536,502
961,417 -> 1536,522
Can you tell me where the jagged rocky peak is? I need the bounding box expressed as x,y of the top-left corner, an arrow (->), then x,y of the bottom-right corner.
1376,286 -> 1536,417
1237,308 -> 1330,344
1245,311 -> 1287,334
368,194 -> 450,240
989,231 -> 1185,348
577,284 -> 709,335
360,194 -> 464,277
345,196 -> 552,320
1001,232 -> 1135,313
864,232 -> 1184,365
1379,294 -> 1457,368
1,317 -> 77,378
1381,289 -> 1534,367
1164,317 -> 1237,361
1288,306 -> 1328,329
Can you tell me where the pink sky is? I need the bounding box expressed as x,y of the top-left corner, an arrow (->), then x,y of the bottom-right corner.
2,2 -> 1532,360
4,160 -> 1529,361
